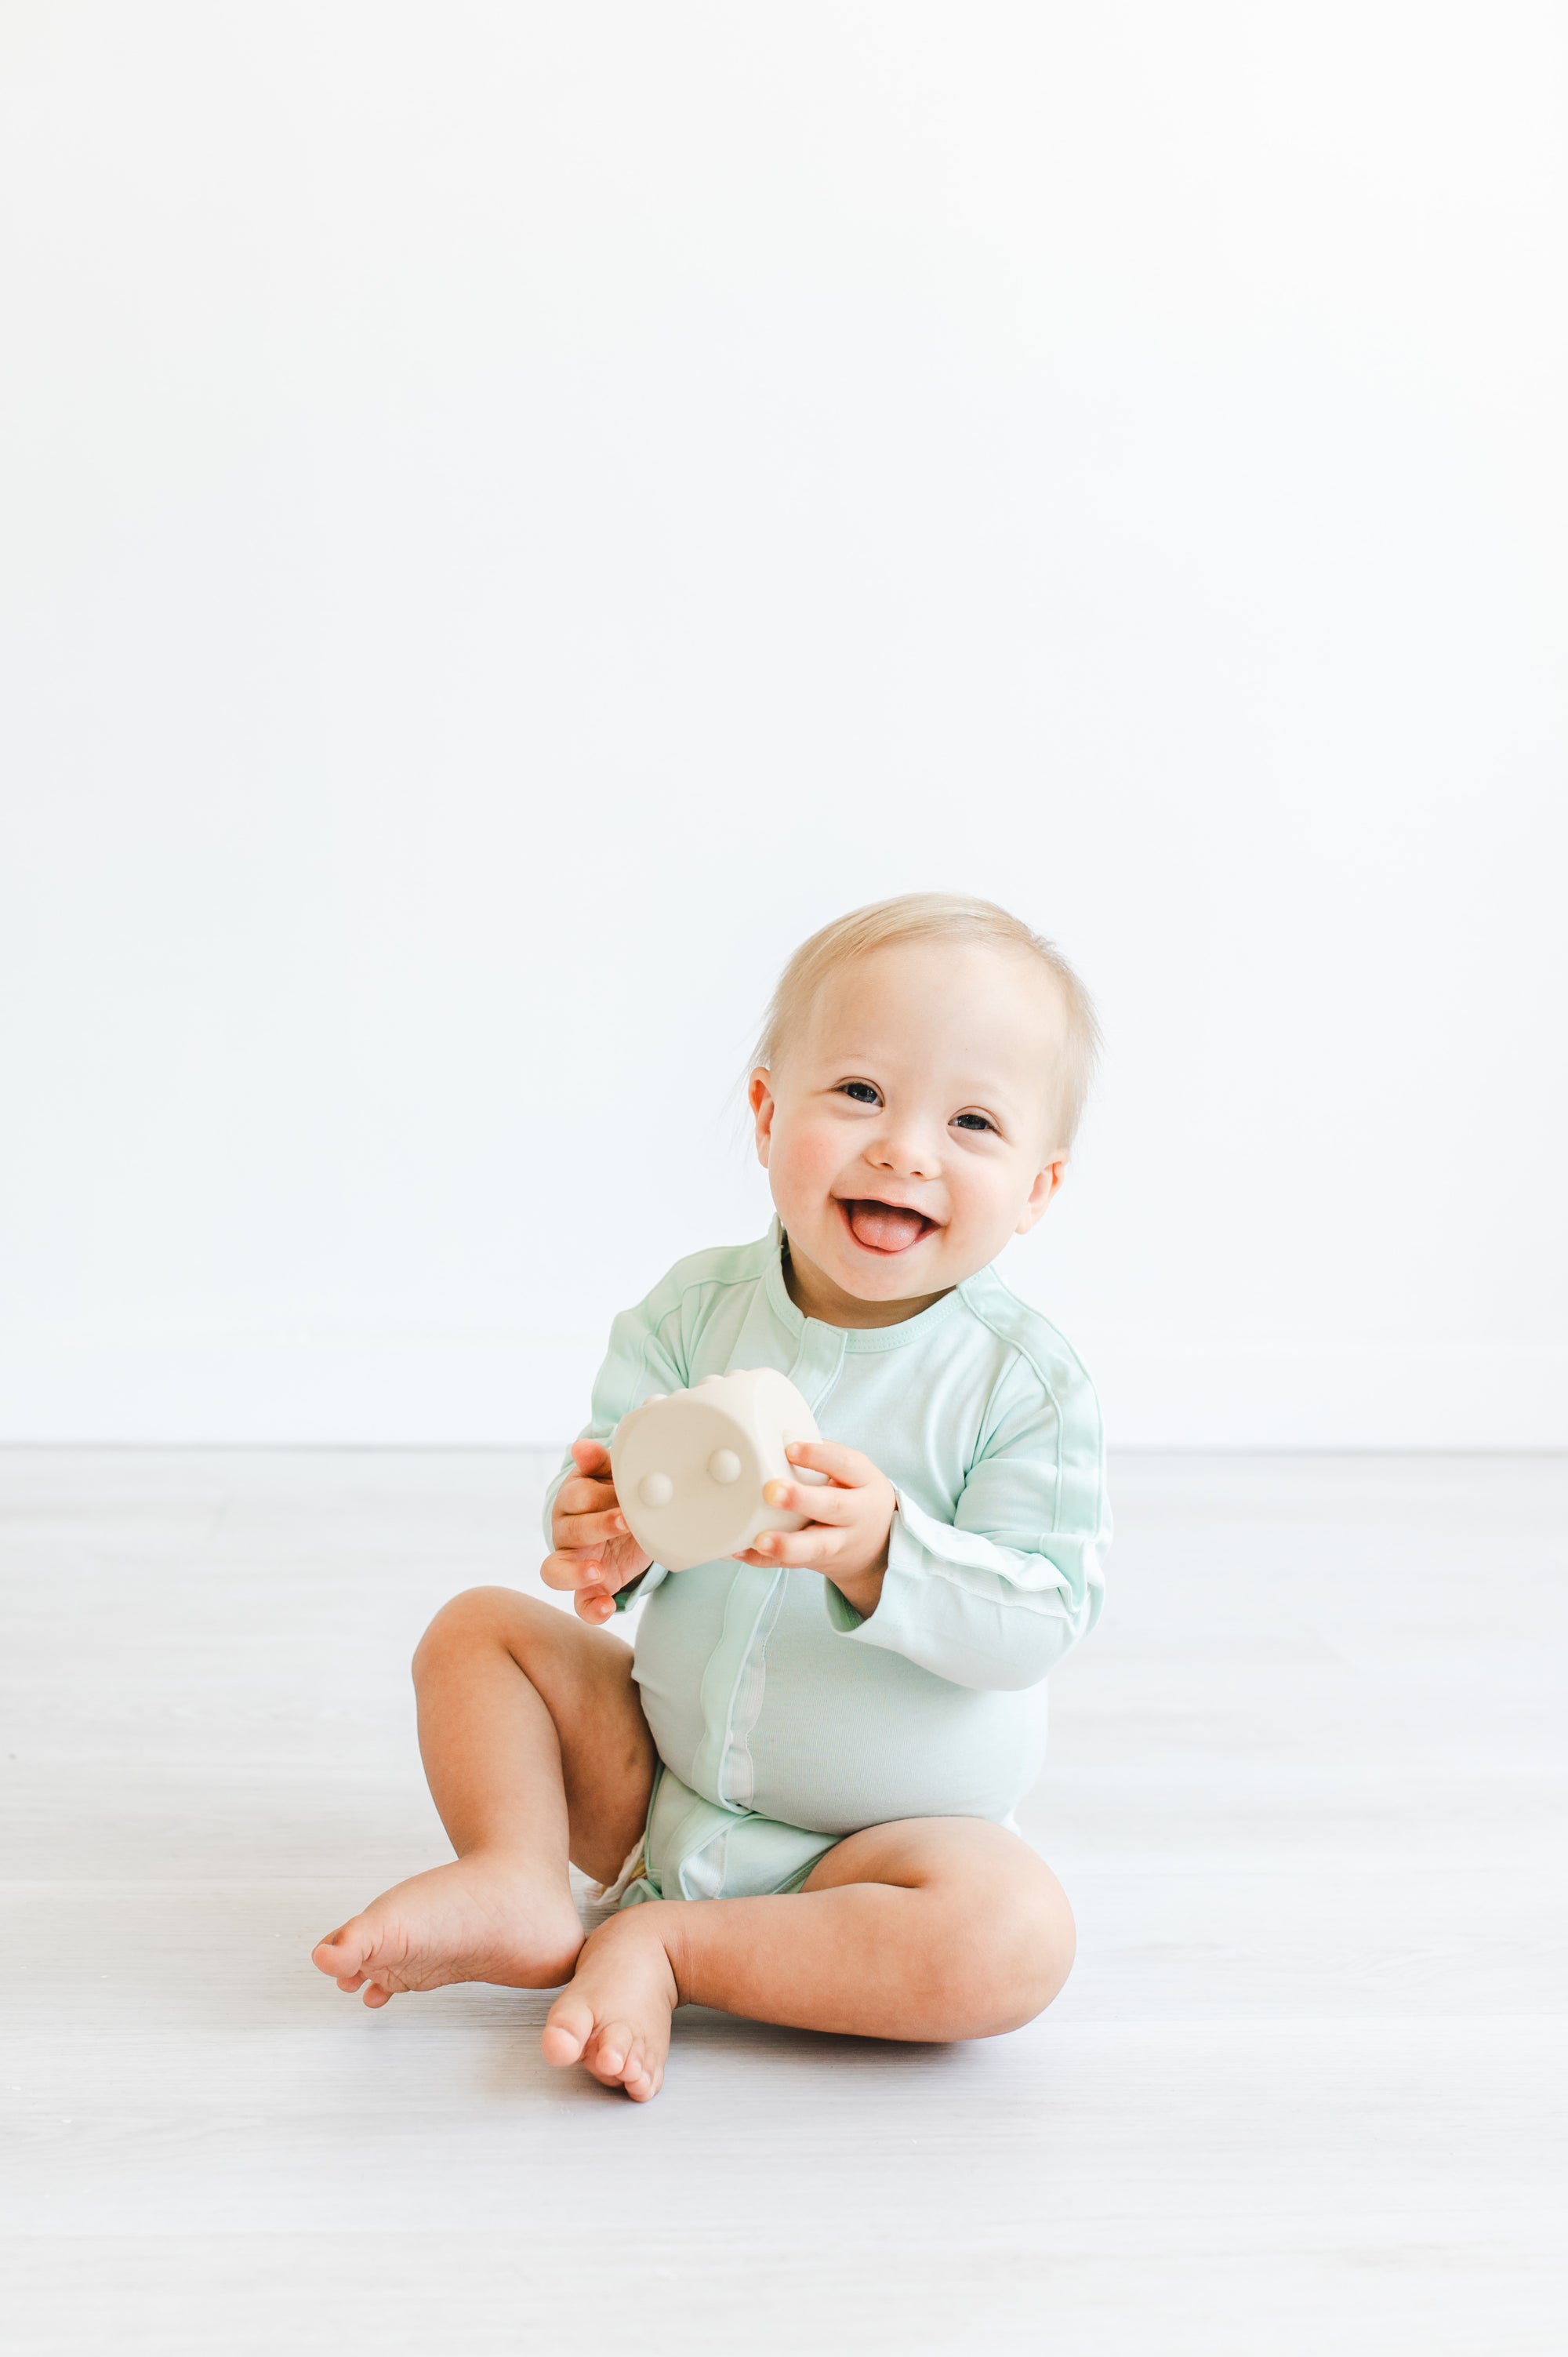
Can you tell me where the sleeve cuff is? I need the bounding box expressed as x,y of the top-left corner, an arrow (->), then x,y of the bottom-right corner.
822,1578 -> 865,1634
818,1495 -> 939,1652
615,1561 -> 670,1611
818,1491 -> 1077,1691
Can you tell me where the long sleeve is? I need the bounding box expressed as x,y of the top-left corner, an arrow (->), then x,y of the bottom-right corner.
825,1349 -> 1109,1691
541,1286 -> 692,1611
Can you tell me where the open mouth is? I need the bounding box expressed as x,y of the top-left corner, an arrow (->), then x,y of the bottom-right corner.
836,1197 -> 939,1255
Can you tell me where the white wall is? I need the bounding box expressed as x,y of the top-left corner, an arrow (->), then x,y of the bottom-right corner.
2,2 -> 1564,1450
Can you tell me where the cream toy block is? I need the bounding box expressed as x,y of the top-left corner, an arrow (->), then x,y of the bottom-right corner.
610,1368 -> 826,1574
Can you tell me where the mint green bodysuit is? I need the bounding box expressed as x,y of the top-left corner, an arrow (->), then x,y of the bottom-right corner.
544,1222 -> 1109,1905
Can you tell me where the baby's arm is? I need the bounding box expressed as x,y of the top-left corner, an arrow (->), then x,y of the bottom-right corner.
540,1277 -> 695,1624
542,1440 -> 652,1625
739,1355 -> 1108,1691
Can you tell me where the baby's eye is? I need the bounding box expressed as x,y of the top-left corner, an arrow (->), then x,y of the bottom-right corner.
839,1081 -> 881,1106
953,1112 -> 996,1133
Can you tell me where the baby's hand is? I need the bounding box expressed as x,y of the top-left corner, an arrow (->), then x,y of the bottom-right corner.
731,1440 -> 895,1619
542,1438 -> 652,1626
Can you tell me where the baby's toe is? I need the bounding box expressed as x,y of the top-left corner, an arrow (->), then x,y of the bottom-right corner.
620,2043 -> 659,2102
586,2020 -> 637,2083
541,1993 -> 594,2068
313,1923 -> 370,1977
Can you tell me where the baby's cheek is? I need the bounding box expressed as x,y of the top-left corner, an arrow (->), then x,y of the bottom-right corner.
946,1158 -> 1021,1241
770,1121 -> 842,1209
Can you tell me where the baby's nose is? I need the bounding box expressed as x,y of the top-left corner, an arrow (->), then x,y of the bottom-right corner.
870,1126 -> 938,1178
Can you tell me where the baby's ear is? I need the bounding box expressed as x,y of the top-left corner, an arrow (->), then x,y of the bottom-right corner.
1015,1155 -> 1067,1235
748,1067 -> 776,1166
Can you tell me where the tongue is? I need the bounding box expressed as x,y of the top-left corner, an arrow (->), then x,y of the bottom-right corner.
848,1200 -> 930,1251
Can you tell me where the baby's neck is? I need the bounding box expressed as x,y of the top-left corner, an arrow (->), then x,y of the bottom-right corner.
781,1239 -> 952,1331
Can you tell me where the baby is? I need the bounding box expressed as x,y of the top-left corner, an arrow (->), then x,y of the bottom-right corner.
313,892 -> 1109,2100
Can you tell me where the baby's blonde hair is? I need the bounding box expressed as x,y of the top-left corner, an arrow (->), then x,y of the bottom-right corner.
753,892 -> 1101,1148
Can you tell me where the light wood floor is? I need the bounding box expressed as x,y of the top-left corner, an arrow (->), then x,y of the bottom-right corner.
2,1450 -> 1564,2354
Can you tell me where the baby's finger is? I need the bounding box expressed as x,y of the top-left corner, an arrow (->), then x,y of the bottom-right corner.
555,1473 -> 619,1519
784,1440 -> 878,1488
762,1478 -> 855,1524
733,1527 -> 837,1568
541,1548 -> 610,1593
555,1504 -> 629,1549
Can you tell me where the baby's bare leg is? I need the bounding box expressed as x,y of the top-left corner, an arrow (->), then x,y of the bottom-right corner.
543,1818 -> 1074,2101
311,1588 -> 656,2006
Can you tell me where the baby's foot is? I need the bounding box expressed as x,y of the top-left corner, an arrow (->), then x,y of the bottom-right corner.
541,1907 -> 680,2102
311,1852 -> 584,2007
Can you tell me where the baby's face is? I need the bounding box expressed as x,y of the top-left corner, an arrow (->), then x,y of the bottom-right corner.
751,941 -> 1069,1320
